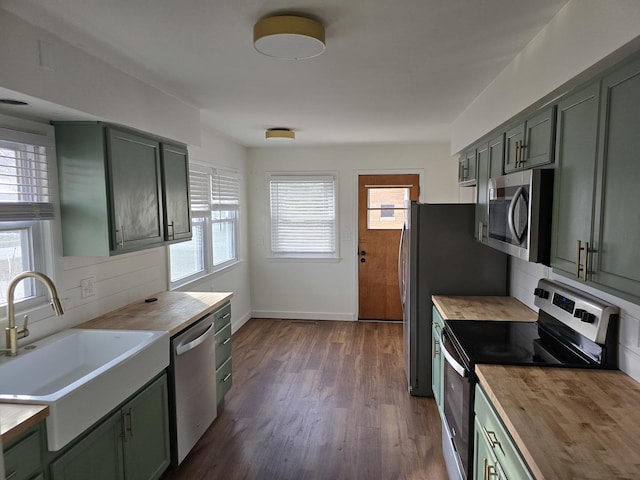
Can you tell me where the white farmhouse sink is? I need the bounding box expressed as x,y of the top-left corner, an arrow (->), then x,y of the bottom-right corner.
0,328 -> 169,451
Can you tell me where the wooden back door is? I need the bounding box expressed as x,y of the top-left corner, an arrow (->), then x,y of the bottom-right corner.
358,174 -> 419,320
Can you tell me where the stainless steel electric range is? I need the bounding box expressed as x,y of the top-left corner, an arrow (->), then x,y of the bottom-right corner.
439,279 -> 620,480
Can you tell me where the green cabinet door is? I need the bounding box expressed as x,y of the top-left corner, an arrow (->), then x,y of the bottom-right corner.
50,412 -> 124,480
504,123 -> 524,173
473,418 -> 504,480
475,142 -> 490,242
521,106 -> 556,169
3,428 -> 44,480
431,307 -> 444,414
108,128 -> 164,252
459,149 -> 477,186
122,374 -> 171,480
550,83 -> 600,278
161,143 -> 192,243
591,57 -> 640,299
488,133 -> 504,179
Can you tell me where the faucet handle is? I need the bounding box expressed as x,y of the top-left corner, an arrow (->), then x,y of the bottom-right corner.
18,314 -> 29,339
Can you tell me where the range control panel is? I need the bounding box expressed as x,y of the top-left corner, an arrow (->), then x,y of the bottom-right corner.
534,278 -> 619,344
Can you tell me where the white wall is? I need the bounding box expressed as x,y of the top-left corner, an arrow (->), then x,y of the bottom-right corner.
510,258 -> 640,383
247,142 -> 460,320
0,9 -> 200,146
451,0 -> 640,153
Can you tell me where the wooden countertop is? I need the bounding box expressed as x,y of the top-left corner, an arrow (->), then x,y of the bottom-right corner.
77,291 -> 233,336
1,403 -> 49,444
432,295 -> 537,321
476,365 -> 640,480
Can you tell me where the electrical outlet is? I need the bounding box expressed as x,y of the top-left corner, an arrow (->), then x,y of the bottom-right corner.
80,277 -> 95,298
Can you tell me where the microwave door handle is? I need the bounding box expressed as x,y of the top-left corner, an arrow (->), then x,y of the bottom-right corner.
507,185 -> 526,244
440,330 -> 468,378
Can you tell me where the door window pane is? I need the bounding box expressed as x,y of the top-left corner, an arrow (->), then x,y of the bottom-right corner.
367,187 -> 409,229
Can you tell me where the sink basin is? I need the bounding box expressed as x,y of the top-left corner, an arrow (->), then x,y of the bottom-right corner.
0,328 -> 169,451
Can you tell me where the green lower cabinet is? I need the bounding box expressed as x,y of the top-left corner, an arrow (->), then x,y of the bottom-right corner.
216,357 -> 233,406
431,306 -> 444,413
49,373 -> 170,480
3,426 -> 45,480
474,385 -> 533,480
50,412 -> 125,480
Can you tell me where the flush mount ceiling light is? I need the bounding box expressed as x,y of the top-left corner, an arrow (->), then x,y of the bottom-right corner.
266,128 -> 295,140
254,15 -> 325,59
0,99 -> 29,106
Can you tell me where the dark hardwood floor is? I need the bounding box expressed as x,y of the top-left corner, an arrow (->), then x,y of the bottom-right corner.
161,318 -> 447,480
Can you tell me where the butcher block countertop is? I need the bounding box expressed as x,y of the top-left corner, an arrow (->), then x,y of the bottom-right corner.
432,295 -> 537,321
2,291 -> 232,447
1,403 -> 49,444
77,291 -> 233,336
476,365 -> 640,480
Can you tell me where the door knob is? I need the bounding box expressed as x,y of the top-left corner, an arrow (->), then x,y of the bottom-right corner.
360,258 -> 366,263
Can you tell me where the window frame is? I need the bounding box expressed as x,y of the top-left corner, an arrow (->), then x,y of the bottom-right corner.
0,124 -> 59,324
267,172 -> 339,260
168,164 -> 241,290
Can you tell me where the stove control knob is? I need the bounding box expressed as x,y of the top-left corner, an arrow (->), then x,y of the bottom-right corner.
574,309 -> 595,323
534,287 -> 549,299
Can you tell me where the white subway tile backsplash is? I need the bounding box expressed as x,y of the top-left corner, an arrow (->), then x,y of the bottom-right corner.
510,258 -> 640,382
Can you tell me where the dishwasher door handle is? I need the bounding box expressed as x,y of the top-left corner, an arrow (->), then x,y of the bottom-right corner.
175,322 -> 216,356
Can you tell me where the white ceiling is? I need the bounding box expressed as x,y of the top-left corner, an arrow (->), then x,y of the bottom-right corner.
1,0 -> 568,147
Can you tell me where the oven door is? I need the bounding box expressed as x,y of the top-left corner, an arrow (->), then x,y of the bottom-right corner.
440,328 -> 471,479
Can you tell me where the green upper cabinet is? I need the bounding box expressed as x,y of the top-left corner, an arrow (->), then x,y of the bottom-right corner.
161,143 -> 191,243
55,122 -> 190,256
550,83 -> 600,278
551,55 -> 640,303
108,128 -> 164,252
590,57 -> 640,299
476,134 -> 504,243
458,148 -> 477,186
504,106 -> 556,173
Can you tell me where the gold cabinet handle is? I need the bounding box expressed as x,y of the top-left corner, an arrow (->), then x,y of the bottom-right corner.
484,459 -> 499,480
168,221 -> 175,240
583,241 -> 590,282
519,141 -> 527,166
482,426 -> 504,455
222,337 -> 231,345
117,225 -> 126,249
6,471 -> 17,480
222,312 -> 231,319
576,240 -> 583,278
515,141 -> 521,168
223,372 -> 232,382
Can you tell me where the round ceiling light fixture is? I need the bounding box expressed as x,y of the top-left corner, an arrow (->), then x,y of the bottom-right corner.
0,98 -> 29,106
254,15 -> 325,60
265,128 -> 295,140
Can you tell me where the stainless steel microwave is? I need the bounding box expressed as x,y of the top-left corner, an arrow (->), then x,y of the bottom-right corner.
487,169 -> 554,264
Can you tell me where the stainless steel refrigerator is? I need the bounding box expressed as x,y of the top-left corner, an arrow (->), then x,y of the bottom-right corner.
400,203 -> 508,396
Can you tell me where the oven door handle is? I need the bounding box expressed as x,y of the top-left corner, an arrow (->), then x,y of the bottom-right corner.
440,330 -> 469,378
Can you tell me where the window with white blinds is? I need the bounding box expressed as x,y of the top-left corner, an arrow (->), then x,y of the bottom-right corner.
0,127 -> 55,309
169,164 -> 240,287
269,175 -> 337,256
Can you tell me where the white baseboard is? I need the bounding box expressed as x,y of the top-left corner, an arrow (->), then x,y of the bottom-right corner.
250,310 -> 356,321
231,311 -> 252,334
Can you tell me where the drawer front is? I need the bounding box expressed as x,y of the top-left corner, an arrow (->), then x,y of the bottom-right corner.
215,323 -> 232,369
475,385 -> 533,480
4,430 -> 43,480
216,357 -> 233,405
214,303 -> 231,333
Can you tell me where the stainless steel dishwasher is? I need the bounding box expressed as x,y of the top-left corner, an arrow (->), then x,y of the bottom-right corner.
169,311 -> 218,465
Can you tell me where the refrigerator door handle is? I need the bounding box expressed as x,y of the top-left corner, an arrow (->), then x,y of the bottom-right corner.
398,223 -> 406,308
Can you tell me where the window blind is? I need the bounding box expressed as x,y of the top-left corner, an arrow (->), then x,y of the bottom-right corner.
188,166 -> 211,212
0,133 -> 54,221
270,176 -> 336,254
189,166 -> 240,212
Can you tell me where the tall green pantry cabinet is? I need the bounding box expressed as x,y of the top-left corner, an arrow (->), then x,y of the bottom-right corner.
55,122 -> 191,256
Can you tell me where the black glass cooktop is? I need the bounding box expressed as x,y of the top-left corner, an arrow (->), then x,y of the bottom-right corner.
444,320 -> 595,368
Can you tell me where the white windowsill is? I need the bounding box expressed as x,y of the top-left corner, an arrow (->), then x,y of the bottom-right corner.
170,259 -> 243,291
